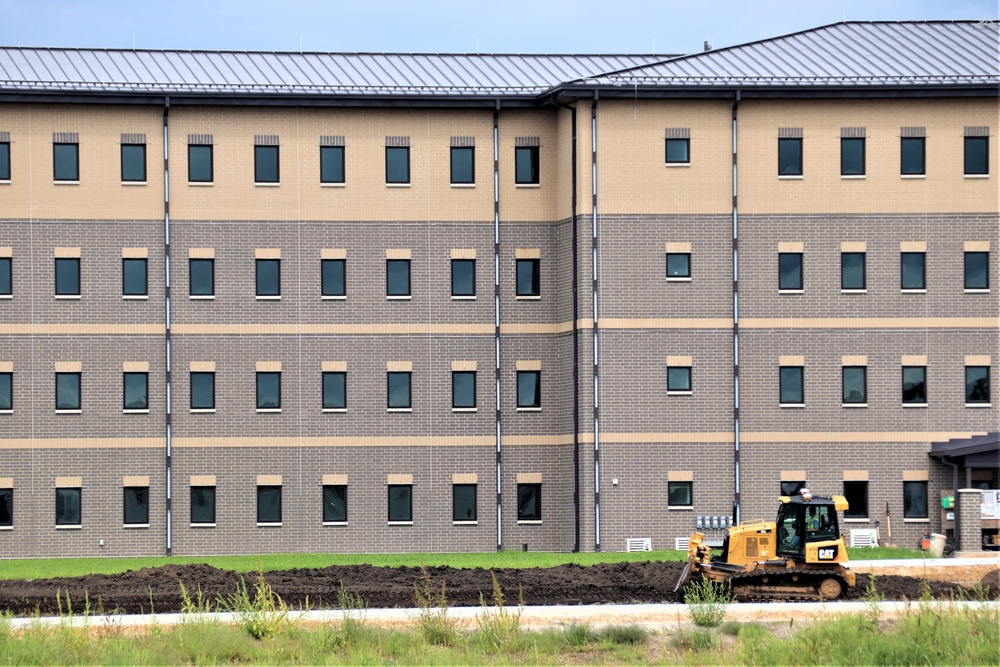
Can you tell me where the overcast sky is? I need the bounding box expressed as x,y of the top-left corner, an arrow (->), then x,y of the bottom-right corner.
0,0 -> 994,54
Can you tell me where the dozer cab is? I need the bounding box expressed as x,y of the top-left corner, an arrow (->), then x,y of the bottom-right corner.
674,490 -> 856,600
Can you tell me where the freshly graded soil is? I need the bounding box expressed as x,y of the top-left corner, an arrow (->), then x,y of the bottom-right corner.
0,561 -> 993,616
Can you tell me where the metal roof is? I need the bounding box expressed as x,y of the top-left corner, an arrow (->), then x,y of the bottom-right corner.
585,21 -> 1000,89
931,432 -> 1000,460
0,49 -> 669,97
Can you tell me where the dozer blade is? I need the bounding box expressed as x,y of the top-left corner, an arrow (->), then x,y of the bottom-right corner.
673,559 -> 693,593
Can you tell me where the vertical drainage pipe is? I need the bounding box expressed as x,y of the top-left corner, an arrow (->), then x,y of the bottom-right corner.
731,90 -> 741,526
570,105 -> 580,553
162,98 -> 173,555
591,95 -> 601,552
493,104 -> 503,551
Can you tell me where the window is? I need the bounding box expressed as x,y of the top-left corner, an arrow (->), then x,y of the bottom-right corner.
0,140 -> 9,180
516,483 -> 541,520
668,481 -> 693,508
123,372 -> 149,410
516,259 -> 540,297
666,253 -> 691,279
120,144 -> 146,182
189,259 -> 214,296
55,372 -> 81,410
453,484 -> 477,522
966,366 -> 990,404
667,366 -> 692,393
778,138 -> 802,176
778,253 -> 802,291
901,137 -> 925,175
902,367 -> 927,404
781,481 -> 805,496
257,486 -> 281,524
385,146 -> 409,184
256,259 -> 280,297
964,252 -> 989,290
964,137 -> 988,175
842,367 -> 867,404
387,371 -> 411,409
0,257 -> 10,295
254,145 -> 279,184
122,258 -> 148,296
53,142 -> 79,181
256,372 -> 281,410
388,484 -> 412,522
188,145 -> 213,183
840,138 -> 865,176
190,487 -> 216,524
123,487 -> 149,525
841,252 -> 866,290
843,481 -> 868,519
515,146 -> 540,185
55,258 -> 80,296
903,481 -> 928,519
517,371 -> 541,409
190,372 -> 215,409
450,146 -> 474,184
55,488 -> 81,526
451,259 -> 475,297
323,484 -> 347,523
322,372 -> 346,410
0,372 -> 10,411
665,138 -> 690,164
323,485 -> 347,522
321,259 -> 346,297
386,259 -> 410,297
0,488 -> 10,527
320,146 -> 345,184
452,371 -> 476,409
779,367 -> 804,405
901,252 -> 926,290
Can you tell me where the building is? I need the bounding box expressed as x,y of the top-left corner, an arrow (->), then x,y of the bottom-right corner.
0,21 -> 997,558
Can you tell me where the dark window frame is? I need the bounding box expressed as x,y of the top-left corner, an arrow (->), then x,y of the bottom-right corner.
902,366 -> 928,405
841,252 -> 866,290
0,372 -> 11,411
120,143 -> 147,182
189,258 -> 215,296
256,485 -> 282,524
966,366 -> 990,404
190,486 -> 216,524
451,259 -> 476,297
900,137 -> 926,175
122,258 -> 148,296
667,366 -> 692,393
123,486 -> 149,525
187,144 -> 213,183
781,481 -> 805,496
55,372 -> 81,411
386,259 -> 411,297
387,484 -> 413,522
516,483 -> 542,521
842,366 -> 867,405
450,146 -> 475,185
843,480 -> 868,519
840,137 -> 866,176
190,372 -> 215,410
667,481 -> 693,508
0,488 -> 11,527
255,258 -> 281,297
779,366 -> 804,405
387,371 -> 412,409
0,257 -> 10,295
514,146 -> 540,185
256,371 -> 281,410
901,252 -> 926,290
452,370 -> 477,409
515,258 -> 540,297
55,487 -> 81,526
666,253 -> 691,279
53,142 -> 79,181
322,484 -> 348,523
123,371 -> 149,411
321,258 -> 346,297
254,145 -> 280,184
964,252 -> 989,290
516,370 -> 541,409
903,481 -> 928,519
964,136 -> 989,176
320,145 -> 345,184
452,483 -> 477,522
0,141 -> 9,181
777,137 -> 803,176
322,371 -> 347,410
55,257 -> 80,296
385,146 -> 410,184
778,252 -> 803,291
665,138 -> 690,164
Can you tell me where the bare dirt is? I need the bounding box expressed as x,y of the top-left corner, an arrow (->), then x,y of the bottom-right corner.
0,561 -> 996,616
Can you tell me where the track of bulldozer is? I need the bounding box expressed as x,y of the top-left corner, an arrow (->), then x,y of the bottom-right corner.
725,568 -> 849,602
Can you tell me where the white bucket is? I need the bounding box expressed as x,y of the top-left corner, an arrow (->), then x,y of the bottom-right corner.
928,533 -> 947,558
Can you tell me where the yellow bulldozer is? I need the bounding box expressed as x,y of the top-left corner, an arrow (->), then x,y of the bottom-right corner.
674,490 -> 856,600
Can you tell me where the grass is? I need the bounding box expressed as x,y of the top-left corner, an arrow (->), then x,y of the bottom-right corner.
0,546 -> 924,580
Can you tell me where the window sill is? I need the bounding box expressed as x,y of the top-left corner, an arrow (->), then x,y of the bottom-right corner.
0,180 -> 9,185
778,289 -> 803,295
451,295 -> 477,300
388,521 -> 414,526
254,182 -> 280,187
515,295 -> 541,300
517,520 -> 542,525
256,522 -> 282,527
122,181 -> 147,186
55,295 -> 81,300
900,174 -> 926,179
668,506 -> 694,511
387,408 -> 412,413
55,409 -> 82,414
190,523 -> 216,528
517,407 -> 542,412
452,407 -> 478,412
450,183 -> 475,188
0,525 -> 12,530
320,182 -> 346,188
778,175 -> 803,180
666,277 -> 692,282
841,289 -> 867,294
321,295 -> 347,300
123,409 -> 150,414
323,521 -> 348,526
453,520 -> 479,525
842,403 -> 868,408
55,524 -> 82,530
903,518 -> 930,523
0,295 -> 11,299
966,403 -> 992,408
123,523 -> 150,529
188,182 -> 214,186
0,410 -> 12,415
122,295 -> 149,300
667,391 -> 693,396
386,295 -> 412,300
189,295 -> 216,300
902,403 -> 928,408
779,404 -> 805,409
841,174 -> 866,180
322,408 -> 347,413
965,289 -> 991,294
515,183 -> 540,188
256,408 -> 282,413
664,162 -> 691,168
964,174 -> 990,179
901,289 -> 927,294
843,518 -> 871,523
385,183 -> 411,188
190,408 -> 216,413
54,180 -> 80,185
256,295 -> 281,300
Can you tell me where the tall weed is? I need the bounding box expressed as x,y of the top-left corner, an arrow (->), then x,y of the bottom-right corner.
413,565 -> 459,646
684,577 -> 730,627
476,571 -> 523,651
215,566 -> 289,640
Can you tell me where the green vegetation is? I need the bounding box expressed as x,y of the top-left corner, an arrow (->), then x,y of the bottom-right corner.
683,578 -> 731,627
0,546 -> 923,581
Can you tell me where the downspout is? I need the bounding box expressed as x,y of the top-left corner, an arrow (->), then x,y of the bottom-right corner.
591,94 -> 601,552
162,97 -> 173,555
493,102 -> 503,551
731,90 -> 741,526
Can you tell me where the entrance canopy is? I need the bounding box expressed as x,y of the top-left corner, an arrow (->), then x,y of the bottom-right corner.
930,432 -> 1000,468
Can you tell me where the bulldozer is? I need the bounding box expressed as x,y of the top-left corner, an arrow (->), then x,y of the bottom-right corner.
674,489 -> 856,600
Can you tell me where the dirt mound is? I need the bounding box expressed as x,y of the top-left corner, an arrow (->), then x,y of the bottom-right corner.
979,568 -> 1000,597
0,561 -> 992,616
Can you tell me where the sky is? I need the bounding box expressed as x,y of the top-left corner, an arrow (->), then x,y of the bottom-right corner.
0,0 -> 994,54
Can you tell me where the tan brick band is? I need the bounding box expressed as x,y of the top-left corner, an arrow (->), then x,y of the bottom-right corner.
777,242 -> 804,252
452,361 -> 477,371
320,248 -> 347,259
387,474 -> 413,484
257,475 -> 282,486
121,247 -> 148,258
779,355 -> 805,366
386,361 -> 412,372
122,475 -> 150,487
190,475 -> 216,486
515,248 -> 541,259
255,248 -> 281,259
901,355 -> 928,366
0,438 -> 164,450
843,470 -> 869,481
840,242 -> 867,252
900,241 -> 927,252
322,361 -> 347,372
386,248 -> 411,259
189,361 -> 216,372
0,362 -> 12,373
841,356 -> 867,366
256,361 -> 282,372
55,476 -> 82,488
54,247 -> 81,258
122,361 -> 149,372
743,317 -> 996,329
0,324 -> 165,335
516,360 -> 542,371
742,431 -> 986,444
965,355 -> 991,365
517,473 -> 542,484
173,436 -> 494,448
664,242 -> 692,253
597,318 -> 732,330
903,470 -> 929,481
322,474 -> 348,485
188,248 -> 215,259
0,247 -> 12,258
452,473 -> 478,484
667,471 -> 693,482
173,323 -> 494,335
450,248 -> 476,259
964,241 -> 990,251
0,478 -> 13,488
781,470 -> 807,481
54,361 -> 82,372
666,356 -> 693,366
